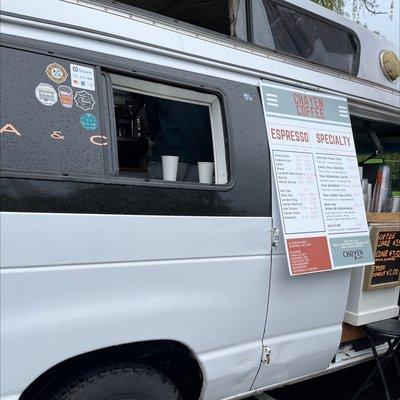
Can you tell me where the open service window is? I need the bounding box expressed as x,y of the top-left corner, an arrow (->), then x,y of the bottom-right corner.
109,74 -> 228,185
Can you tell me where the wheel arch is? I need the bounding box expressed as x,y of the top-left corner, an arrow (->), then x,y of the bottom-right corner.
19,339 -> 204,400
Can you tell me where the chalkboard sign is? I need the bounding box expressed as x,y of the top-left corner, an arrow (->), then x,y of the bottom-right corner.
364,226 -> 400,291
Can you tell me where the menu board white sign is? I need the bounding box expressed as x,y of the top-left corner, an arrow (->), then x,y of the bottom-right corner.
261,80 -> 374,275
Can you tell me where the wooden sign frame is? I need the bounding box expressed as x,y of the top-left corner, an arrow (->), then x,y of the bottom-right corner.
363,225 -> 400,291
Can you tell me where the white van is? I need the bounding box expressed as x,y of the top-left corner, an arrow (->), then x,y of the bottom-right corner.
0,1 -> 399,399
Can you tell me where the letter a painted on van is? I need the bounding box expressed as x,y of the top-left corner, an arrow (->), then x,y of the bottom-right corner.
0,123 -> 21,136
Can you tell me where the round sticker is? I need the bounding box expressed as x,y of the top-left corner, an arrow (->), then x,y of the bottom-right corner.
74,90 -> 95,111
80,113 -> 98,130
35,83 -> 58,106
46,63 -> 68,84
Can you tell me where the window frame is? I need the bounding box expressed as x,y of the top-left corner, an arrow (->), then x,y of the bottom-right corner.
108,73 -> 228,185
86,0 -> 250,41
248,0 -> 361,76
0,40 -> 234,191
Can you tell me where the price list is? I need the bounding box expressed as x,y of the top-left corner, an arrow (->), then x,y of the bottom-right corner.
261,80 -> 374,275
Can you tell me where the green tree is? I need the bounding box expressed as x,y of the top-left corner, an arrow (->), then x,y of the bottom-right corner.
312,0 -> 394,22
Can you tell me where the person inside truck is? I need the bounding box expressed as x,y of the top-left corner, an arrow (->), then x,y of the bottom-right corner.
145,95 -> 214,181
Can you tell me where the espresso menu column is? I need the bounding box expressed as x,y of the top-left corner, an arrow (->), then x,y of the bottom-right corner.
260,80 -> 374,276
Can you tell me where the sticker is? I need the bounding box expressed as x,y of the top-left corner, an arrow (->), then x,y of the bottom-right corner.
58,85 -> 73,108
80,113 -> 98,130
70,64 -> 95,91
90,135 -> 108,146
0,123 -> 21,136
46,63 -> 68,84
51,131 -> 65,140
35,83 -> 58,106
243,93 -> 254,101
74,90 -> 95,111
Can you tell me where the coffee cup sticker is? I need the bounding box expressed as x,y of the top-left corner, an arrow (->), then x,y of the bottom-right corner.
46,63 -> 68,84
58,85 -> 73,108
80,113 -> 98,130
74,90 -> 95,111
35,83 -> 58,106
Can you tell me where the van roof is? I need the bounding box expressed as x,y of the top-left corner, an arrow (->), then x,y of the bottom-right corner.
1,0 -> 399,114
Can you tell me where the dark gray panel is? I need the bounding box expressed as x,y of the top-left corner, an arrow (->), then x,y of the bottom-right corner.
1,36 -> 271,217
0,47 -> 104,175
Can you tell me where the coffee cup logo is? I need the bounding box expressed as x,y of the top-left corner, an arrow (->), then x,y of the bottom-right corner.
58,86 -> 73,108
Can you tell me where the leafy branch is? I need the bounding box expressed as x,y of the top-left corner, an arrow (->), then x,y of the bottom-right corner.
312,0 -> 394,21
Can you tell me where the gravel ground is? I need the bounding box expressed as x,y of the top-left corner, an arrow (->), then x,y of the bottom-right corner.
247,359 -> 400,400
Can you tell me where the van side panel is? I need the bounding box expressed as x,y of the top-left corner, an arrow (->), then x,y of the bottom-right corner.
0,37 -> 273,400
0,213 -> 272,400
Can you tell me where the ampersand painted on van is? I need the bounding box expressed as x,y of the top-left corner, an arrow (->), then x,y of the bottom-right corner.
51,131 -> 65,140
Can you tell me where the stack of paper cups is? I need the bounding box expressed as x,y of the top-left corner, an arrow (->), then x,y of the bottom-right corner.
198,162 -> 214,184
391,197 -> 400,212
371,165 -> 391,212
162,156 -> 179,181
367,183 -> 373,212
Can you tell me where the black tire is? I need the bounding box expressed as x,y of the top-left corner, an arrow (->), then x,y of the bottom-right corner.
39,362 -> 183,400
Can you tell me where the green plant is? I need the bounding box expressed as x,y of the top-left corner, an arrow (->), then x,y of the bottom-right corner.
312,0 -> 394,24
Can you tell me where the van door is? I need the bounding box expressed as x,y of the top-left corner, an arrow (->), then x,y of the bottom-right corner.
252,80 -> 353,390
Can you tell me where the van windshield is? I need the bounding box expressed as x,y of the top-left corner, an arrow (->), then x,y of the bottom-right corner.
260,0 -> 358,74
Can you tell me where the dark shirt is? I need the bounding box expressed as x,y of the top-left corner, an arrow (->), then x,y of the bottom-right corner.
145,96 -> 214,164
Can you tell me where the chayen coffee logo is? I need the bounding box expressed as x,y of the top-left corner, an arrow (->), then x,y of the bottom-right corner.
343,249 -> 364,260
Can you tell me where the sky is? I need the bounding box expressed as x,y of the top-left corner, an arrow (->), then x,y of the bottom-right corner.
344,0 -> 400,50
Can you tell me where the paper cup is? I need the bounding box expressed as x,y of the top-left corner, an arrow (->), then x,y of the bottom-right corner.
162,156 -> 179,181
362,179 -> 368,194
367,183 -> 373,212
391,197 -> 400,212
198,162 -> 214,184
358,166 -> 363,182
363,194 -> 369,211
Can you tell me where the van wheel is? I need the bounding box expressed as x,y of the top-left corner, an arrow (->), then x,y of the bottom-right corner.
40,362 -> 183,400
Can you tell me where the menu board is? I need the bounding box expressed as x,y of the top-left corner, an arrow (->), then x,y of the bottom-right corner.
364,226 -> 400,290
260,80 -> 374,275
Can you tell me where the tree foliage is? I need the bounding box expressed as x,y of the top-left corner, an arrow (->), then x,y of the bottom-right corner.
312,0 -> 394,22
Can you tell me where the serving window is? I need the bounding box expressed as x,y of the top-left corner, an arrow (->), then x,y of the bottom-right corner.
109,74 -> 228,185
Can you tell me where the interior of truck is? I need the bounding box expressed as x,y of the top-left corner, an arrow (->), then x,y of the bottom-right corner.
104,0 -> 231,34
110,73 -> 228,184
352,116 -> 400,210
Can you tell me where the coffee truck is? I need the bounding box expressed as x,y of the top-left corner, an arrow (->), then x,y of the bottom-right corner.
0,0 -> 399,399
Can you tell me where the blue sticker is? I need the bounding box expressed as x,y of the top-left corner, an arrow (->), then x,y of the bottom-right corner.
80,113 -> 98,130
